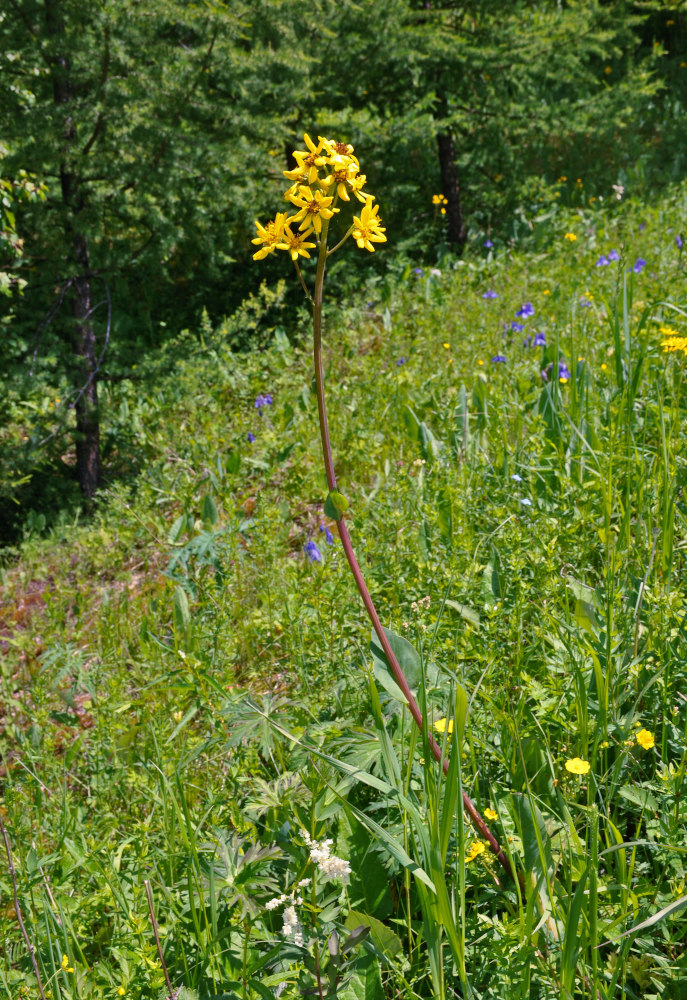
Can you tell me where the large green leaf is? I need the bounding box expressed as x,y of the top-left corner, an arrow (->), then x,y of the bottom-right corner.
370,626 -> 422,707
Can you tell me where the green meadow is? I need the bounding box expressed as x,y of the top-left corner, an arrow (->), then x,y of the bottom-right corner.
2,179 -> 687,999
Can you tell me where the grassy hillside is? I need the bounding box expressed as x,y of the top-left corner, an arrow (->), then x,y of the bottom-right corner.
1,186 -> 687,999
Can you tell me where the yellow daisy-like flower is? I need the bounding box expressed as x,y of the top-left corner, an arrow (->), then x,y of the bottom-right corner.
564,233 -> 577,242
251,212 -> 288,260
465,840 -> 486,863
352,196 -> 387,252
348,172 -> 370,203
283,133 -> 327,186
61,955 -> 75,973
565,757 -> 590,775
484,808 -> 498,821
322,137 -> 356,160
636,729 -> 655,750
434,718 -> 454,734
277,224 -> 317,261
286,185 -> 338,234
321,153 -> 360,201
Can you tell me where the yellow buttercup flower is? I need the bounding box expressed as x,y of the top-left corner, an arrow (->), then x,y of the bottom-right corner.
434,718 -> 454,734
61,954 -> 74,973
465,840 -> 486,863
117,989 -> 126,997
277,224 -> 317,261
251,213 -> 288,260
636,729 -> 655,750
484,808 -> 498,821
286,185 -> 338,234
565,757 -> 590,775
564,233 -> 577,242
352,196 -> 387,252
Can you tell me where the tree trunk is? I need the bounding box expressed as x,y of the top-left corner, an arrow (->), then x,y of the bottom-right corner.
71,233 -> 101,498
46,0 -> 101,498
436,127 -> 468,254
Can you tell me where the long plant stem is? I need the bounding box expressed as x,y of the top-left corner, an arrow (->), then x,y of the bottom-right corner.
0,814 -> 47,1000
310,225 -> 515,882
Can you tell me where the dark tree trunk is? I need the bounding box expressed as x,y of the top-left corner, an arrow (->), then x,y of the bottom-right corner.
436,128 -> 467,254
71,233 -> 101,498
46,0 -> 101,498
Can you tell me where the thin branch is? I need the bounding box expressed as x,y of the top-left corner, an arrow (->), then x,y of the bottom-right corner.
0,814 -> 47,1000
144,880 -> 175,1000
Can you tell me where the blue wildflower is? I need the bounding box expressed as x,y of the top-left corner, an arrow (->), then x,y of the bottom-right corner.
305,540 -> 322,563
482,289 -> 498,299
511,321 -> 524,332
677,234 -> 683,250
247,432 -> 256,443
492,354 -> 507,363
518,497 -> 532,507
319,524 -> 334,545
580,297 -> 592,308
254,393 -> 273,414
632,258 -> 646,273
484,239 -> 494,248
523,336 -> 532,348
559,361 -> 571,381
595,255 -> 609,267
516,302 -> 535,318
396,357 -> 406,366
413,268 -> 424,276
533,331 -> 546,346
607,249 -> 619,261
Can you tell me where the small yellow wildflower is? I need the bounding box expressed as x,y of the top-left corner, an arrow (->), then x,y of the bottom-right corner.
278,224 -> 317,261
432,194 -> 448,206
251,213 -> 288,260
565,757 -> 590,775
564,233 -> 577,242
465,840 -> 487,863
434,718 -> 454,734
286,185 -> 338,234
117,989 -> 126,997
477,359 -> 484,365
61,955 -> 74,973
601,363 -> 607,370
484,808 -> 498,821
172,710 -> 183,722
636,729 -> 655,750
283,133 -> 327,186
604,66 -> 612,75
351,196 -> 387,252
442,342 -> 450,349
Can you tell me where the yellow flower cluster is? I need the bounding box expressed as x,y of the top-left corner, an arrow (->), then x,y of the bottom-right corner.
252,134 -> 386,261
659,324 -> 687,355
433,193 -> 448,215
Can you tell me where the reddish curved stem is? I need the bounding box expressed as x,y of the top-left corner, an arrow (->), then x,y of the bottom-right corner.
309,223 -> 516,883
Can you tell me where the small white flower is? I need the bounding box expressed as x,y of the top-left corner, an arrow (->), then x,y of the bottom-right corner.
298,878 -> 311,888
518,497 -> 532,506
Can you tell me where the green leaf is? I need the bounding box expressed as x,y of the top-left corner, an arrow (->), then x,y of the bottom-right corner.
481,544 -> 503,603
370,626 -> 422,706
445,600 -> 480,628
604,894 -> 687,944
173,586 -> 190,630
200,494 -> 218,526
324,490 -> 349,520
344,910 -> 400,957
618,785 -> 659,812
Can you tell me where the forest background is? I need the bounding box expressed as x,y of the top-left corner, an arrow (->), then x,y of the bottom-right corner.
1,0 -> 686,542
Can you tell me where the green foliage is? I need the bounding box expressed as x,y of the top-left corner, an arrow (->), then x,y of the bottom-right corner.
2,152 -> 687,999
